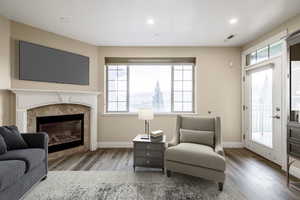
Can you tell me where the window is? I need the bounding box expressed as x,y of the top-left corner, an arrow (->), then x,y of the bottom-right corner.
256,46 -> 268,63
246,52 -> 257,66
129,65 -> 172,112
245,41 -> 283,66
269,41 -> 282,58
173,65 -> 194,112
106,65 -> 128,112
106,60 -> 195,113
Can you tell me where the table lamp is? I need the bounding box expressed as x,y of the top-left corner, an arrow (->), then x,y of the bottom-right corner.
138,108 -> 154,139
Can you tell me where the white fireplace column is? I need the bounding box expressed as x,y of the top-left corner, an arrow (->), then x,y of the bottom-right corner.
11,89 -> 101,151
16,109 -> 28,133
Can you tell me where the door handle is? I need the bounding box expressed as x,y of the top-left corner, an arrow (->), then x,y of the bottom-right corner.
272,115 -> 280,119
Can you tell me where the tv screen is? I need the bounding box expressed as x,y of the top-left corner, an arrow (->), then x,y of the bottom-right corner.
19,41 -> 89,85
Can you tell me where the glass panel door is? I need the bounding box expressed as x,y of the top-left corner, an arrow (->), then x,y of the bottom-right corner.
245,57 -> 282,165
251,68 -> 273,148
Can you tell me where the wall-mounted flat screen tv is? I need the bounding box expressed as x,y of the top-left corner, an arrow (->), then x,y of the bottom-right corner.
19,41 -> 89,85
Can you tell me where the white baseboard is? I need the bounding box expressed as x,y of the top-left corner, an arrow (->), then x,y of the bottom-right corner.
290,166 -> 300,179
98,141 -> 243,149
98,142 -> 133,148
223,142 -> 244,148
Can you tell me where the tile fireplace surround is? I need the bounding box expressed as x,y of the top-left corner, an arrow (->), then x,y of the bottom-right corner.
28,106 -> 88,153
10,89 -> 100,151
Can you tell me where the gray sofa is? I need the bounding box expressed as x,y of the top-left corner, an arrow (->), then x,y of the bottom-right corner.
165,116 -> 226,191
0,132 -> 48,200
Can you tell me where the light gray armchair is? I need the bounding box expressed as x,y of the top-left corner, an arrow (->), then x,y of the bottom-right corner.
165,115 -> 226,191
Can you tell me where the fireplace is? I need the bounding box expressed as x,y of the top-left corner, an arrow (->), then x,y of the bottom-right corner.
36,114 -> 84,153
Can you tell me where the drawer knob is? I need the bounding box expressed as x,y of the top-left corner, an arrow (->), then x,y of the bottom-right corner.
147,153 -> 150,156
146,160 -> 150,164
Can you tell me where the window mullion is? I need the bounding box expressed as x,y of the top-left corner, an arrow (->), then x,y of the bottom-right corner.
171,65 -> 174,112
116,65 -> 119,111
127,65 -> 129,112
181,65 -> 184,112
192,64 -> 195,113
106,65 -> 108,113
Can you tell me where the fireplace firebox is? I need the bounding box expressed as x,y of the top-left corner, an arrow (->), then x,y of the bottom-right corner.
36,114 -> 84,153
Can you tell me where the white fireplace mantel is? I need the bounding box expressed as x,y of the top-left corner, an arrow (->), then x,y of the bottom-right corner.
10,88 -> 101,151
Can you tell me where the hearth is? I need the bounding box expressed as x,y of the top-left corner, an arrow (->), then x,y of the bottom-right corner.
36,114 -> 84,153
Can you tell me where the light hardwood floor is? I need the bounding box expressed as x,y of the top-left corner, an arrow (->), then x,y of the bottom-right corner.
49,148 -> 300,200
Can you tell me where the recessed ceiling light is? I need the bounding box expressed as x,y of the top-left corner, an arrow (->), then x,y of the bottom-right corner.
229,18 -> 238,25
146,18 -> 155,25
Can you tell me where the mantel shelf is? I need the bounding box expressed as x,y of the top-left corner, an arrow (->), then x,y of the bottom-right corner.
9,88 -> 101,95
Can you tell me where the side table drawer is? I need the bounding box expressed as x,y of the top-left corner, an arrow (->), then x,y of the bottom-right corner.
135,143 -> 164,151
134,149 -> 163,158
288,140 -> 300,158
135,157 -> 163,167
288,127 -> 300,142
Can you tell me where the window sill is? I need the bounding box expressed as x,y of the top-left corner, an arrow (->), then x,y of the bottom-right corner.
101,112 -> 198,117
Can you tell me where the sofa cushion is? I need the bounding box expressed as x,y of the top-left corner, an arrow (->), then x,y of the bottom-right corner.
165,143 -> 225,171
0,160 -> 26,191
0,149 -> 45,172
180,129 -> 214,147
0,135 -> 7,155
181,117 -> 215,131
0,126 -> 28,150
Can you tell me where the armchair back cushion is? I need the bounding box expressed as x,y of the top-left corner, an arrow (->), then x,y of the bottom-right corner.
181,117 -> 215,131
180,129 -> 214,147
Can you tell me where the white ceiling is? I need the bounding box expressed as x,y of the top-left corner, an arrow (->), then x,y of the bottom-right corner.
0,0 -> 300,46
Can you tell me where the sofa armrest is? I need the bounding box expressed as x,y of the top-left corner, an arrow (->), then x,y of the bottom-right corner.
215,144 -> 225,157
21,132 -> 48,149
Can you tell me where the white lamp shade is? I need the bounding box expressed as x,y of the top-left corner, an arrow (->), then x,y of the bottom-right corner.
138,108 -> 154,120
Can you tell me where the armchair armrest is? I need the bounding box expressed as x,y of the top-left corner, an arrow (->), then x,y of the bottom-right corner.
168,138 -> 178,147
167,115 -> 181,148
21,132 -> 48,149
215,144 -> 225,157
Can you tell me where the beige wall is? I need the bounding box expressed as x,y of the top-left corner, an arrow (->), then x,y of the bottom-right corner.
0,16 -> 10,89
1,16 -> 242,144
10,21 -> 99,91
1,19 -> 99,126
0,16 -> 11,125
0,90 -> 13,125
98,47 -> 242,143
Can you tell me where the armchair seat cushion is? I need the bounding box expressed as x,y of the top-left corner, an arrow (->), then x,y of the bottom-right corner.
0,149 -> 45,172
165,143 -> 225,171
0,160 -> 26,191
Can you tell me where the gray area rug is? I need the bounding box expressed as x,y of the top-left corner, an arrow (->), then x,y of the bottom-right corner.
23,171 -> 247,200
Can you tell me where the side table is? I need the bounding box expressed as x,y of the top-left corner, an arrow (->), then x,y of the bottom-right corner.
133,134 -> 166,172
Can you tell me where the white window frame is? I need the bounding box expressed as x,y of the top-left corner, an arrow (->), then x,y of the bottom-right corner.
104,63 -> 196,114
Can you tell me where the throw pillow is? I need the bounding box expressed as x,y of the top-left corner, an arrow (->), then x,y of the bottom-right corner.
180,128 -> 214,147
0,126 -> 28,150
0,135 -> 7,155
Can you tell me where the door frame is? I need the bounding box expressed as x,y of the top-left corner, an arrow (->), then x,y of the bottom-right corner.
241,31 -> 288,169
